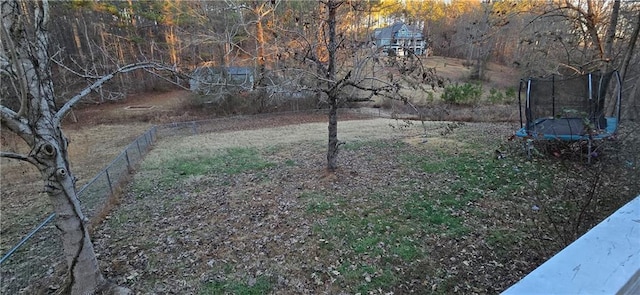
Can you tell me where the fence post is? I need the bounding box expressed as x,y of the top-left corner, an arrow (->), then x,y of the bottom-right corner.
191,121 -> 197,134
151,126 -> 157,143
105,169 -> 114,195
143,132 -> 149,150
136,138 -> 142,155
125,150 -> 132,173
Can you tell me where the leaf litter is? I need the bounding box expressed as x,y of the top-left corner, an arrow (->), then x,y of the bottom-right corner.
91,115 -> 638,294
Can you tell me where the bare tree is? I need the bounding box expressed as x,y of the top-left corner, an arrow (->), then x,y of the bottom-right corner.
227,0 -> 281,111
517,1 -> 624,74
538,1 -> 639,116
318,0 -> 340,171
1,1 -> 174,293
282,0 -> 437,171
616,8 -> 639,120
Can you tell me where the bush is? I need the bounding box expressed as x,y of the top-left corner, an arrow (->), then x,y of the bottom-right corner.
487,87 -> 518,104
188,89 -> 260,115
487,88 -> 505,104
441,82 -> 482,105
505,87 -> 516,98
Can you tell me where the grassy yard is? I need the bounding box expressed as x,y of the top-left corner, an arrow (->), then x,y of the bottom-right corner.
91,118 -> 638,294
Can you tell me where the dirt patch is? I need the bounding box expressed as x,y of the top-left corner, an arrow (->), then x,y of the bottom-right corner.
62,90 -> 197,127
124,105 -> 155,110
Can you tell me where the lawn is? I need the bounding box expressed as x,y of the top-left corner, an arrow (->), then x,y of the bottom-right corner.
91,118 -> 638,294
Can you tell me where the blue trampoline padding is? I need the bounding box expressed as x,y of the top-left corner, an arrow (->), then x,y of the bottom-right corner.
516,117 -> 617,141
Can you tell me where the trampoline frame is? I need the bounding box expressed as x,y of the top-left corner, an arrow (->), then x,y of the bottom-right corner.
515,70 -> 622,162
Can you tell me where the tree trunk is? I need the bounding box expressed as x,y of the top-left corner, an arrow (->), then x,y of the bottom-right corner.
619,10 -> 639,85
624,76 -> 640,121
603,1 -> 633,117
163,0 -> 180,66
327,97 -> 339,171
255,11 -> 267,111
1,1 -> 128,293
602,0 -> 620,62
33,134 -> 107,294
166,25 -> 180,66
326,0 -> 339,172
620,12 -> 640,120
71,17 -> 85,62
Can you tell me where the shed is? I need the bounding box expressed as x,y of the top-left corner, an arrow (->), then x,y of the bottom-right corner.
190,66 -> 255,94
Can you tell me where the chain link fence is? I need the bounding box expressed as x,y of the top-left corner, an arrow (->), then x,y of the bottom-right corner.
0,109 -> 375,293
0,127 -> 157,294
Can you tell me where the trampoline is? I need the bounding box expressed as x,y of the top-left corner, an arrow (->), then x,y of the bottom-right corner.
515,70 -> 622,161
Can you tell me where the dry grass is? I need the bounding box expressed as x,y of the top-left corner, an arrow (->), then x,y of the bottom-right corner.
0,120 -> 152,256
422,56 -> 518,89
88,118 -> 638,294
145,118 -> 432,166
363,56 -> 520,111
0,122 -> 153,294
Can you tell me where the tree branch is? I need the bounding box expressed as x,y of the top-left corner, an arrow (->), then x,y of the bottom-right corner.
0,105 -> 34,144
50,55 -> 102,79
1,3 -> 29,117
143,68 -> 191,91
53,62 -> 176,124
0,151 -> 34,164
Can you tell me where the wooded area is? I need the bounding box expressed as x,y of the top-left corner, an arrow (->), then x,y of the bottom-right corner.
5,0 -> 637,111
1,0 -> 639,294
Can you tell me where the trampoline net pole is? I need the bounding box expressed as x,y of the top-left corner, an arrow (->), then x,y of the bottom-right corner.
589,73 -> 593,126
552,74 -> 555,118
526,79 -> 532,131
518,80 -> 524,129
616,71 -> 622,121
589,73 -> 593,101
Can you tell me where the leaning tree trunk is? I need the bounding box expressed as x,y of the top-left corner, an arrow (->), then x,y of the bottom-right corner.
600,0 -> 621,117
32,123 -> 107,294
608,9 -> 639,118
1,1 -> 130,294
624,76 -> 640,121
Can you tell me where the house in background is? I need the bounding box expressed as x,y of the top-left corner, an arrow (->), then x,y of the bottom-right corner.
373,22 -> 426,56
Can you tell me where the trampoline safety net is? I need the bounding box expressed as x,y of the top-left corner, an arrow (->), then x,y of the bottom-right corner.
520,70 -> 621,137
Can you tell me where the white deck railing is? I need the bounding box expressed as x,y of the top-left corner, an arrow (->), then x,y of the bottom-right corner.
502,195 -> 640,295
